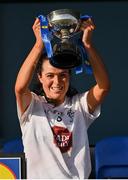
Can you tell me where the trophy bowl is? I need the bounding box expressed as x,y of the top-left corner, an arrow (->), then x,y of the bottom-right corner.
47,9 -> 80,38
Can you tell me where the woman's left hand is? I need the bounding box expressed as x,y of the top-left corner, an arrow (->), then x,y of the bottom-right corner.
80,18 -> 95,49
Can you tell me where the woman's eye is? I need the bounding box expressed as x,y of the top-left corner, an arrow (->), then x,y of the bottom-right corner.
60,73 -> 68,78
47,74 -> 53,78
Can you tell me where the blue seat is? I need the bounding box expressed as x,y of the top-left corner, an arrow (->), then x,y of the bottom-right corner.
3,138 -> 24,153
95,136 -> 128,179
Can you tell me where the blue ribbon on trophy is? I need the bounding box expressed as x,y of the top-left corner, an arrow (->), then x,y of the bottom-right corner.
38,9 -> 93,75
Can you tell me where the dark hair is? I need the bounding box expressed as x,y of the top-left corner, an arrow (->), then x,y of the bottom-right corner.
31,53 -> 78,97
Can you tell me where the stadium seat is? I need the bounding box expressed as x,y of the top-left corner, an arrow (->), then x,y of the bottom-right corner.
95,136 -> 128,179
2,138 -> 24,153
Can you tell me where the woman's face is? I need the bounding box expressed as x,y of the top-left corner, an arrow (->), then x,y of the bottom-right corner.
38,59 -> 70,105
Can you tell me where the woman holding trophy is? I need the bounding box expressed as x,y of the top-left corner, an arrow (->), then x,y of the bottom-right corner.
15,9 -> 110,179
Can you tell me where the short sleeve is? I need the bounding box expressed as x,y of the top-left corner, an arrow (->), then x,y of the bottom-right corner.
16,92 -> 38,125
77,91 -> 101,128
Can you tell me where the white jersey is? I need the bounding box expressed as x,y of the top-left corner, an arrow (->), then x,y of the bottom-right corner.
17,91 -> 100,179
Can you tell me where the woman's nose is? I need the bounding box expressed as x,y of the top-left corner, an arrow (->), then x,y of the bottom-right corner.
54,75 -> 61,84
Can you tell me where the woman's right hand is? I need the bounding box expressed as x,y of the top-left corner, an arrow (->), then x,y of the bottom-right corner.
32,18 -> 44,49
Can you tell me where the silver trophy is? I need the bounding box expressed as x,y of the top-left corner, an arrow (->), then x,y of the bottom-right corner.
39,9 -> 92,72
46,9 -> 82,68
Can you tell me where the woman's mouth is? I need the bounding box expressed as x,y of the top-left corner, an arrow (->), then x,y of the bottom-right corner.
51,86 -> 63,92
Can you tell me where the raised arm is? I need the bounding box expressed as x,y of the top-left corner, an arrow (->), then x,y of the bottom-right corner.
15,18 -> 44,115
81,19 -> 111,113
